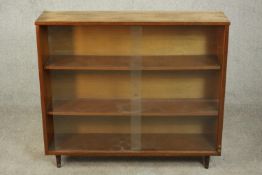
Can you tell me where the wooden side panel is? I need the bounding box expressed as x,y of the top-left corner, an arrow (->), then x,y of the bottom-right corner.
216,25 -> 229,154
36,26 -> 54,153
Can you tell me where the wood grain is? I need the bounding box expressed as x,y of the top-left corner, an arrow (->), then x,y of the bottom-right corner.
216,25 -> 229,154
36,26 -> 54,154
35,11 -> 230,25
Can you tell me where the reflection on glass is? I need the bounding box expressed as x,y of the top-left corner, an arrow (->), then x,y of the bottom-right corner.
47,25 -> 222,152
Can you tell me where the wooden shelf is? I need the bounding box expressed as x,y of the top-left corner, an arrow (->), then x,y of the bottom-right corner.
45,55 -> 220,71
48,98 -> 218,117
49,133 -> 216,153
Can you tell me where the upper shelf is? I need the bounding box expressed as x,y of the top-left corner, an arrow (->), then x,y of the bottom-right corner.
35,11 -> 230,26
45,55 -> 220,71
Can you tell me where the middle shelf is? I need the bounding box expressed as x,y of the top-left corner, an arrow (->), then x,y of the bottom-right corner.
44,55 -> 220,71
48,98 -> 218,117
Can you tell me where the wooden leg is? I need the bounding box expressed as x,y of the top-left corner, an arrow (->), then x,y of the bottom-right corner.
202,156 -> 210,169
56,155 -> 61,168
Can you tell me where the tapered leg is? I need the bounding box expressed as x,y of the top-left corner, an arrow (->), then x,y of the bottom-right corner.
56,155 -> 61,168
202,156 -> 210,169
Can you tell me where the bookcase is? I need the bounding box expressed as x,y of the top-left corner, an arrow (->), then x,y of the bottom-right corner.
35,11 -> 230,168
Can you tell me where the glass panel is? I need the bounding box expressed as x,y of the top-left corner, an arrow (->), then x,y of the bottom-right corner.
141,116 -> 217,151
48,26 -> 143,151
130,26 -> 143,150
52,116 -> 131,151
49,70 -> 134,151
137,25 -> 220,151
47,25 -> 222,152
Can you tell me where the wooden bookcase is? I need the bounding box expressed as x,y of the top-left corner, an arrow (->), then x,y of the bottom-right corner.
35,11 -> 230,168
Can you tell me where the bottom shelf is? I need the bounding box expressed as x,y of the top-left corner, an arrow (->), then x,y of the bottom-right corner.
49,133 -> 216,154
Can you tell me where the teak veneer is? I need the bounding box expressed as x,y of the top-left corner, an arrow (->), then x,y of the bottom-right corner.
35,11 -> 230,168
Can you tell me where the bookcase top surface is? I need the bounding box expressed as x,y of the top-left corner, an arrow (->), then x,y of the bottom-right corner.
35,11 -> 230,25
